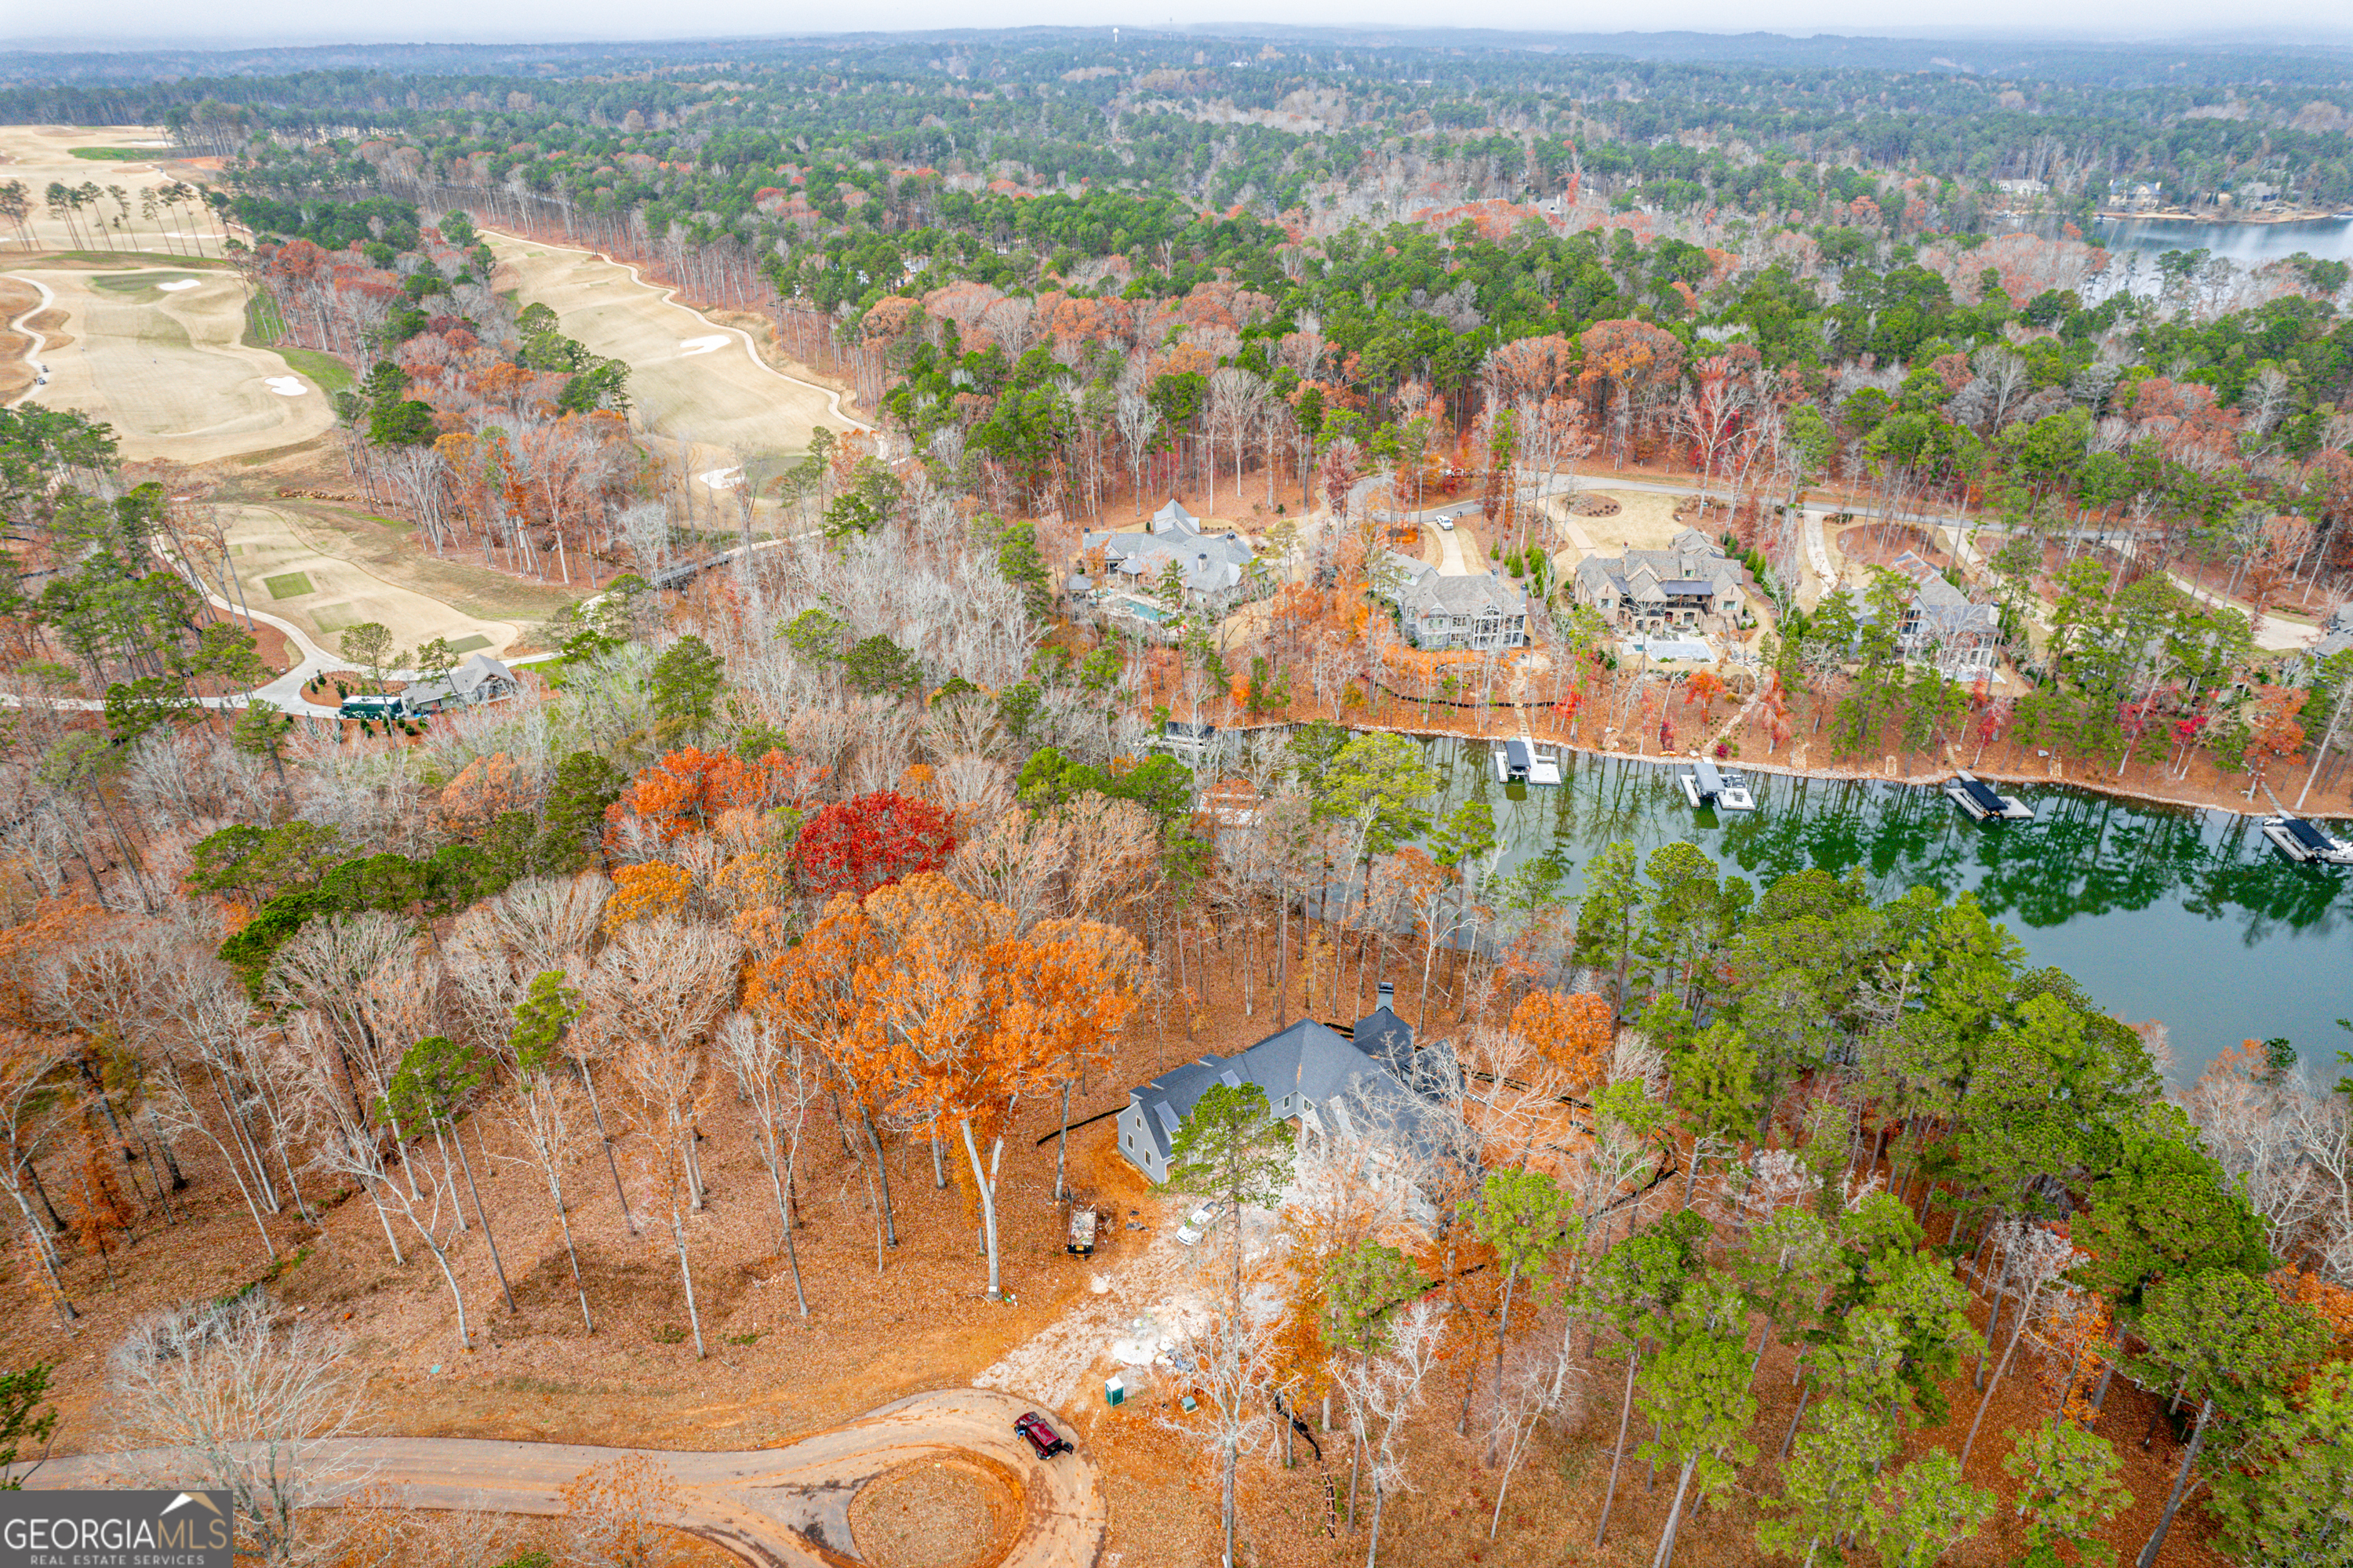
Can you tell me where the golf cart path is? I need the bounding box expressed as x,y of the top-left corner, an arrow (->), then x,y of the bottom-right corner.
2,274 -> 57,407
478,227 -> 871,438
21,1388 -> 1104,1568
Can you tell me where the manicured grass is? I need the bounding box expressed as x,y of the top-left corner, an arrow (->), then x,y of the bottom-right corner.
45,249 -> 224,267
70,146 -> 167,161
89,271 -> 200,294
262,571 -> 315,600
242,293 -> 289,347
447,634 -> 492,653
311,602 -> 360,632
273,346 -> 353,394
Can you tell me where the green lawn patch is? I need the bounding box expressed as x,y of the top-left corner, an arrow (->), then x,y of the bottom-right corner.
273,346 -> 352,394
70,146 -> 166,161
262,572 -> 315,600
447,634 -> 492,653
46,249 -> 223,267
311,602 -> 359,632
89,271 -> 199,294
242,293 -> 289,348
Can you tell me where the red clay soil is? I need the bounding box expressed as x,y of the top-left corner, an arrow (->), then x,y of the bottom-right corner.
0,927 -> 2253,1568
1143,635 -> 2351,820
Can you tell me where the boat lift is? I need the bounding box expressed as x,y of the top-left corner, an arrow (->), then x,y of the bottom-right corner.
1678,756 -> 1756,813
1946,770 -> 2034,822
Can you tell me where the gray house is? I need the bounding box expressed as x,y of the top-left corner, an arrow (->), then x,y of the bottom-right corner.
1116,984 -> 1452,1184
1570,527 -> 1748,632
1865,551 -> 2002,677
400,652 -> 520,716
1375,555 -> 1529,651
1082,499 -> 1257,612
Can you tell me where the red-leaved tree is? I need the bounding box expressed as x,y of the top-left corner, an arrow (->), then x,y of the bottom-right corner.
792,791 -> 958,899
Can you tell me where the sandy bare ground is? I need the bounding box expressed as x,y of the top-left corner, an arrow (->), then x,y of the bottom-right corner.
6,266 -> 335,461
20,1388 -> 1107,1568
0,124 -> 228,257
483,231 -> 867,475
1541,486 -> 1693,561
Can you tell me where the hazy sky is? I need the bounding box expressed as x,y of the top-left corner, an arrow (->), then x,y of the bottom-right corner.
9,0 -> 2352,49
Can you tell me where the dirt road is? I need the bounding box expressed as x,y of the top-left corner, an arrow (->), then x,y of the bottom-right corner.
22,1388 -> 1104,1568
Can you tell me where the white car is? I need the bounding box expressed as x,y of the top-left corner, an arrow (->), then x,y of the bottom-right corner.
1435,515 -> 1455,531
1176,1204 -> 1217,1245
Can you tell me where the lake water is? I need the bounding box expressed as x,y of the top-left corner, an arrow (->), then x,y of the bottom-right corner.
1421,740 -> 2353,1084
2089,213 -> 2353,269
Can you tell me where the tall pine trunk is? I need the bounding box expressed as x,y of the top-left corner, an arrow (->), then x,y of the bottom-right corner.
1595,1346 -> 1642,1548
2136,1396 -> 2210,1568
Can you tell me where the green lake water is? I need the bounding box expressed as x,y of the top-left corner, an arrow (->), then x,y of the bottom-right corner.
1423,740 -> 2353,1083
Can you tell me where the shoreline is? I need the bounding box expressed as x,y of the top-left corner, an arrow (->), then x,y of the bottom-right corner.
2091,208 -> 2353,227
1192,712 -> 2350,826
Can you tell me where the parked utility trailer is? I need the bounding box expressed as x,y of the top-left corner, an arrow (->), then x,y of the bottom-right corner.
1065,1204 -> 1100,1256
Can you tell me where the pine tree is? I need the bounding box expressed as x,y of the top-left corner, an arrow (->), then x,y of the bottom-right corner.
2002,1424 -> 2130,1568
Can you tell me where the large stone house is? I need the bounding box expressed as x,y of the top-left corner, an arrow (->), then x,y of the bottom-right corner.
1117,984 -> 1453,1210
1570,528 -> 1748,632
1081,499 -> 1257,613
1375,554 -> 1530,651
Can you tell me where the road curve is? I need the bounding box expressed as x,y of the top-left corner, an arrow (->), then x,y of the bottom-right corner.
21,1388 -> 1105,1568
2,274 -> 59,410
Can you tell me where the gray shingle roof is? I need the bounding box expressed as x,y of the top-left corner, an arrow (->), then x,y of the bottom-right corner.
1124,1003 -> 1429,1167
1084,507 -> 1256,599
401,652 -> 515,710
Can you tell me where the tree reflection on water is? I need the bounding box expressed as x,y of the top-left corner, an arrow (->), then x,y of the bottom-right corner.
1419,739 -> 2350,1075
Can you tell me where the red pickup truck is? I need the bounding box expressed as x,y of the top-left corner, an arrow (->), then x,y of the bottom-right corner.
1013,1411 -> 1073,1459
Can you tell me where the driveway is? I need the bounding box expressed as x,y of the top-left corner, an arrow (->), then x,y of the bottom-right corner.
20,1388 -> 1105,1568
1435,518 -> 1476,575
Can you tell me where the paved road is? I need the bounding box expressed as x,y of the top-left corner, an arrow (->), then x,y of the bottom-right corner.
21,1388 -> 1105,1568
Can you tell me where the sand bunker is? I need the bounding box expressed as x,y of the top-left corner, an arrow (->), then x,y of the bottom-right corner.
698,466 -> 744,489
156,278 -> 201,292
485,231 -> 864,464
10,267 -> 334,462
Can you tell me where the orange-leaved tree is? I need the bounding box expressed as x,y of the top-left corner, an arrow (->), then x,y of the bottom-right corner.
605,863 -> 693,933
763,874 -> 1142,1298
1509,990 -> 1615,1098
849,875 -> 1020,1293
996,915 -> 1146,1200
746,892 -> 903,1254
608,748 -> 820,848
2242,685 -> 2309,779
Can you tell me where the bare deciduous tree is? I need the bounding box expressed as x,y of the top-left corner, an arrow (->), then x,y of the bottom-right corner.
718,1010 -> 820,1317
108,1293 -> 368,1566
